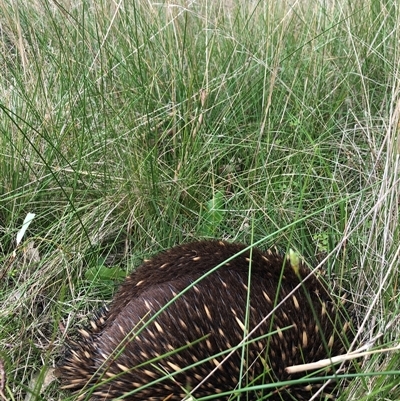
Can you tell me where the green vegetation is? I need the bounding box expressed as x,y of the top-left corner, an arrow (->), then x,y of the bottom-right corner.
0,0 -> 399,399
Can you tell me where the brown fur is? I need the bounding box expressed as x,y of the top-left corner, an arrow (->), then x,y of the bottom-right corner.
57,240 -> 352,400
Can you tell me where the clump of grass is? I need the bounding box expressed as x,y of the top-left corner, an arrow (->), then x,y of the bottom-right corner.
0,0 -> 399,400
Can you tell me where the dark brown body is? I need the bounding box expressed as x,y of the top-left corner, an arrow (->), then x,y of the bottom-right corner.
58,240 -> 352,400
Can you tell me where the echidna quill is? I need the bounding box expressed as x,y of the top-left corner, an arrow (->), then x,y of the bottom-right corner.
57,240 -> 353,400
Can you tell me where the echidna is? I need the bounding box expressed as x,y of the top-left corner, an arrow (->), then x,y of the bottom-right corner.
57,240 -> 353,400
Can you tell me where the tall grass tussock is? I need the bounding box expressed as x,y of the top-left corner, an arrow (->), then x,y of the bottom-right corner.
0,0 -> 399,400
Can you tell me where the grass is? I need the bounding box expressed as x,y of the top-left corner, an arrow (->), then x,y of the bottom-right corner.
0,0 -> 399,399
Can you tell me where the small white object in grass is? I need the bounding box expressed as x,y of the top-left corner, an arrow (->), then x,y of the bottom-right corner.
288,249 -> 300,275
15,212 -> 36,247
285,344 -> 400,374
